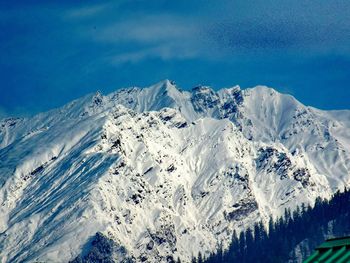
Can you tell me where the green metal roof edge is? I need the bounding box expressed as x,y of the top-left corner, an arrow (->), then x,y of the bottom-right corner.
318,236 -> 350,249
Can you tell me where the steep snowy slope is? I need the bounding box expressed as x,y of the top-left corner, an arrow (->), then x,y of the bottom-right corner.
0,80 -> 349,262
239,87 -> 350,191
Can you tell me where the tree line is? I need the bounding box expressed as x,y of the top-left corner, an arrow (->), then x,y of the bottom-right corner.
197,188 -> 350,263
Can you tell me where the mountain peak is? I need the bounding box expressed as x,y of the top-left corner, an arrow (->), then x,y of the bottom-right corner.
1,79 -> 350,262
146,79 -> 178,93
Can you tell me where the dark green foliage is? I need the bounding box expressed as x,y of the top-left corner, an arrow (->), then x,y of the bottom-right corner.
197,252 -> 203,263
205,188 -> 350,263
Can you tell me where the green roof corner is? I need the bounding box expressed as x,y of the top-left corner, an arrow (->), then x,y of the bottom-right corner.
303,236 -> 350,263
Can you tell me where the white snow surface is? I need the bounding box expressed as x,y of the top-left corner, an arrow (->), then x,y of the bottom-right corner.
0,80 -> 349,262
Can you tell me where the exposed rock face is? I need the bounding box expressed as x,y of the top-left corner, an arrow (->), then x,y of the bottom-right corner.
70,232 -> 133,263
0,80 -> 349,262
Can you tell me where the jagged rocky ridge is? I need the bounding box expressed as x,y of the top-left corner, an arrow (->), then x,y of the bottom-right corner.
0,80 -> 349,262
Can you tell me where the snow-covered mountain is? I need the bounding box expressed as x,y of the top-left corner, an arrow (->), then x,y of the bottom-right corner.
0,80 -> 349,262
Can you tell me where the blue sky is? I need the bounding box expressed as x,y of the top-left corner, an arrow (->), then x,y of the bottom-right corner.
1,0 -> 350,118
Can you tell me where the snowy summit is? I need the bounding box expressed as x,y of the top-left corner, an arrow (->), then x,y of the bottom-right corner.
0,80 -> 350,262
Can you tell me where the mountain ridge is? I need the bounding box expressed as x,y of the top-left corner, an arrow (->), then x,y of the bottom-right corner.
0,80 -> 349,262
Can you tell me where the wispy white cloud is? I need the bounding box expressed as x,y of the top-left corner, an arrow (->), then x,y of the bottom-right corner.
78,13 -> 208,64
66,0 -> 350,66
92,15 -> 196,44
111,42 -> 200,64
65,3 -> 110,19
